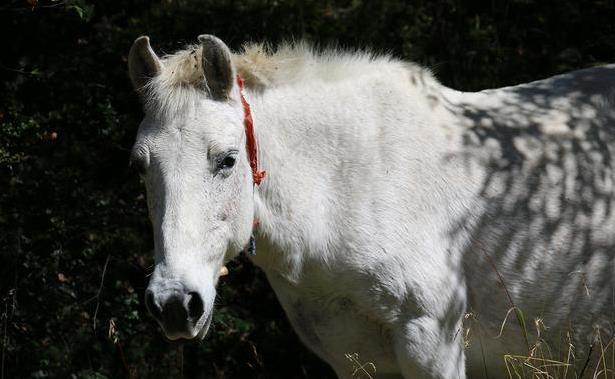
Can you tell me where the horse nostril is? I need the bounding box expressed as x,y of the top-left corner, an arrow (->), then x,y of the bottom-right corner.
145,290 -> 162,320
187,292 -> 204,320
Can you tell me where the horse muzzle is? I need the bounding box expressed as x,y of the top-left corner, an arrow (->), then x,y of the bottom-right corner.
145,280 -> 213,340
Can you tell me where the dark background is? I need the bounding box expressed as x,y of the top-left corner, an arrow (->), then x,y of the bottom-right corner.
1,0 -> 614,378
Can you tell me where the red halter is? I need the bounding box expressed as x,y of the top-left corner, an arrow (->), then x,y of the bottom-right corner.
236,75 -> 266,186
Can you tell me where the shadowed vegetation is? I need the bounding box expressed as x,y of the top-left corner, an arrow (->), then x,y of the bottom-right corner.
1,0 -> 614,377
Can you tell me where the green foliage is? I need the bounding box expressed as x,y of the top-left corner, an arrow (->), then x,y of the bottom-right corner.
1,0 -> 614,377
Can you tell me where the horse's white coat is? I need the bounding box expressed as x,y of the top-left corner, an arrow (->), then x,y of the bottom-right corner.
130,36 -> 615,378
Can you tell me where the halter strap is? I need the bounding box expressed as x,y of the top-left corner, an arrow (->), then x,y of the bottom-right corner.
236,75 -> 266,186
236,75 -> 264,256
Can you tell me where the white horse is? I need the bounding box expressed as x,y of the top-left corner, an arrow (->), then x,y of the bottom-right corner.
128,34 -> 615,378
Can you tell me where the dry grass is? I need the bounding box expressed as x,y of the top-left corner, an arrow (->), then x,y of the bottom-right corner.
463,308 -> 615,379
343,312 -> 613,378
345,352 -> 377,379
464,310 -> 614,379
503,322 -> 614,379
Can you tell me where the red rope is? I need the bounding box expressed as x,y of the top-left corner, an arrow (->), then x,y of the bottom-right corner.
237,75 -> 266,186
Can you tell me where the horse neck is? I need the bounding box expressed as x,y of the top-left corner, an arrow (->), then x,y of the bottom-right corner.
245,76 -> 474,274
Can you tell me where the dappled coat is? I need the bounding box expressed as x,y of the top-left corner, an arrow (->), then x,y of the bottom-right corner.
129,35 -> 615,378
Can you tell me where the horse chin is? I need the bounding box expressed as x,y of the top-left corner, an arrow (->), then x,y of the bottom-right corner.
162,312 -> 213,343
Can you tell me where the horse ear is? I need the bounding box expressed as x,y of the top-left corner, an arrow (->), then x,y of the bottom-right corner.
198,34 -> 235,101
128,36 -> 162,92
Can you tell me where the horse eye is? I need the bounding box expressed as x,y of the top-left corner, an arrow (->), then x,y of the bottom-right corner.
220,155 -> 236,169
129,157 -> 148,176
130,145 -> 150,176
214,150 -> 238,175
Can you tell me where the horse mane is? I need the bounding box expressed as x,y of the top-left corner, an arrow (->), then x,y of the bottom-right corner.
233,42 -> 435,90
143,41 -> 436,116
